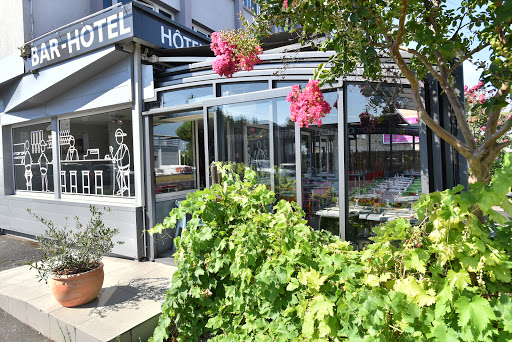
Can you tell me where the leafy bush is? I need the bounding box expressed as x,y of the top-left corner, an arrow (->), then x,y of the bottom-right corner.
150,156 -> 512,341
28,205 -> 122,282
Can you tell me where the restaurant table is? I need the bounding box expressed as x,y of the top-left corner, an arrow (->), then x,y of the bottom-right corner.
315,206 -> 418,231
358,208 -> 418,224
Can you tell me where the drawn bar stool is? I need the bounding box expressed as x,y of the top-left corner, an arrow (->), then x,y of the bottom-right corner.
94,170 -> 103,195
82,170 -> 90,194
120,170 -> 130,197
69,171 -> 78,193
60,170 -> 66,193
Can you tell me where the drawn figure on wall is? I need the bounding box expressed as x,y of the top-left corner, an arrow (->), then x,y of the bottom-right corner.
250,140 -> 269,169
110,128 -> 131,196
65,136 -> 79,161
38,140 -> 50,192
23,141 -> 33,191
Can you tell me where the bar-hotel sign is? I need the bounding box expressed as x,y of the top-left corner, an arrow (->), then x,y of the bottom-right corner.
25,2 -> 209,72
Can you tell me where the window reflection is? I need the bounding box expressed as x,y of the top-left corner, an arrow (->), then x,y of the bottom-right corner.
160,85 -> 213,107
300,91 -> 339,232
213,100 -> 271,185
209,98 -> 298,202
273,80 -> 308,89
219,82 -> 268,97
274,98 -> 297,203
346,83 -> 420,247
153,111 -> 202,194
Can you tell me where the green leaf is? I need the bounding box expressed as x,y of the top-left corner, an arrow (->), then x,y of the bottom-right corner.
302,269 -> 329,291
194,267 -> 205,278
302,311 -> 315,337
309,294 -> 334,320
454,295 -> 496,334
495,295 -> 512,333
207,315 -> 223,329
446,269 -> 471,291
432,322 -> 460,342
286,278 -> 300,291
318,320 -> 331,337
394,277 -> 436,307
500,198 -> 512,217
363,274 -> 380,287
404,249 -> 429,273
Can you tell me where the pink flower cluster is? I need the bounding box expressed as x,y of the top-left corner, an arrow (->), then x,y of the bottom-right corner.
210,30 -> 263,78
283,0 -> 298,9
287,80 -> 332,128
464,81 -> 489,105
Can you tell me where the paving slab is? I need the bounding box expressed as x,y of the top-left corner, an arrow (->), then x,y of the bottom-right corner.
0,256 -> 176,342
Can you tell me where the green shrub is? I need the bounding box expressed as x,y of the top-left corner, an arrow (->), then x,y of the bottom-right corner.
150,155 -> 512,341
28,205 -> 122,283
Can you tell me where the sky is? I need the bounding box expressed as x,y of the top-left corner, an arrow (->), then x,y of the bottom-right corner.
463,61 -> 482,88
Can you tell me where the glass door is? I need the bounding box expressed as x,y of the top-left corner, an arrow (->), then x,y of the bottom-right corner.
205,87 -> 297,200
151,110 -> 205,257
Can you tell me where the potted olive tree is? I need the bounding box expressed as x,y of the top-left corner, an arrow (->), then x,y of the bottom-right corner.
28,206 -> 122,307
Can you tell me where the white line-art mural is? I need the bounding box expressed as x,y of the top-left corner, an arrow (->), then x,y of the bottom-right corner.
65,136 -> 80,161
38,140 -> 50,192
24,141 -> 33,191
110,128 -> 131,196
14,127 -> 132,196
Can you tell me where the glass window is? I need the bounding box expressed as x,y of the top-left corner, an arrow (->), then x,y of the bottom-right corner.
153,111 -> 202,194
12,122 -> 54,193
160,85 -> 213,107
346,83 -> 420,246
219,82 -> 268,97
300,91 -> 339,231
244,0 -> 260,14
59,110 -> 134,197
156,9 -> 175,21
212,100 -> 271,186
273,80 -> 309,89
192,25 -> 212,38
208,97 -> 298,204
274,98 -> 297,204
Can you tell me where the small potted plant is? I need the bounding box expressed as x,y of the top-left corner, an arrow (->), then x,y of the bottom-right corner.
28,206 -> 122,307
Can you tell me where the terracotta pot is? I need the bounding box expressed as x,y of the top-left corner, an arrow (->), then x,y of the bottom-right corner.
49,262 -> 104,307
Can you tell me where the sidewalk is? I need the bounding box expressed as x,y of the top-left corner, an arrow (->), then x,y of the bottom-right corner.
0,236 -> 176,342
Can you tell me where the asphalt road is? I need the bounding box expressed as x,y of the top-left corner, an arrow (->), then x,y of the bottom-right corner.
0,233 -> 53,342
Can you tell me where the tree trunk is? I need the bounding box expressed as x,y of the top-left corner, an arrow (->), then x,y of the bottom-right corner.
468,158 -> 492,184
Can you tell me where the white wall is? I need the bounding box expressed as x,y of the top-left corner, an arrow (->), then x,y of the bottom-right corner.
31,0 -> 93,40
0,0 -> 106,59
0,1 -> 25,59
192,0 -> 235,31
160,0 -> 180,11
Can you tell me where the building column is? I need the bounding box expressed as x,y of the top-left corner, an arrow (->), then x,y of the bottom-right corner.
0,125 -> 14,197
51,118 -> 61,199
132,43 -> 145,207
176,0 -> 192,27
338,86 -> 348,240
